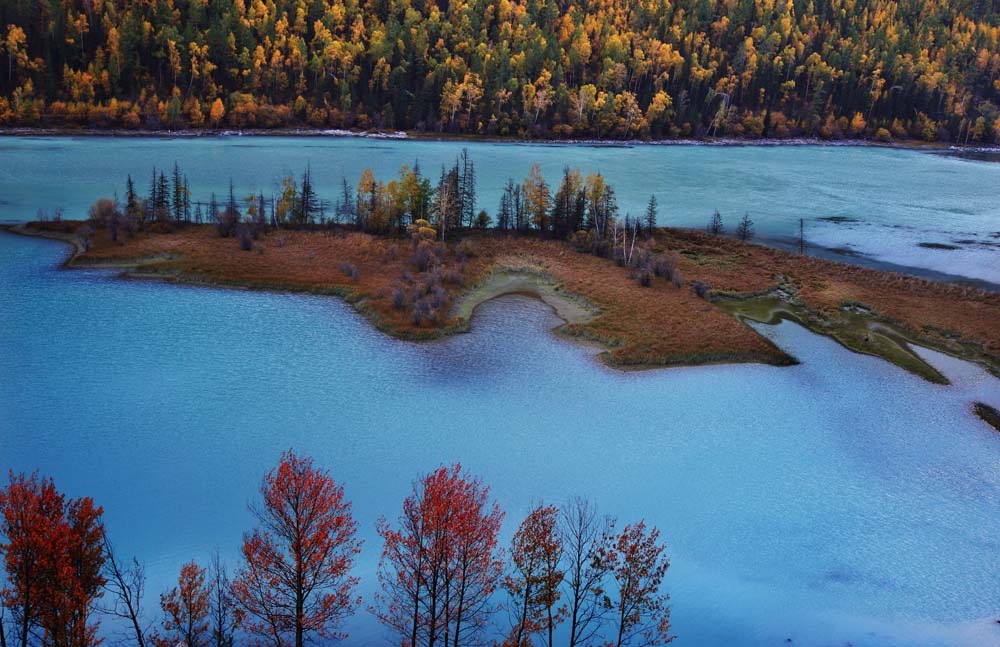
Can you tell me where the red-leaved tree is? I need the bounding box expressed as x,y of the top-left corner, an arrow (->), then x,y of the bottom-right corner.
154,561 -> 212,647
231,451 -> 361,647
502,504 -> 565,647
597,522 -> 673,647
373,464 -> 504,647
0,471 -> 105,647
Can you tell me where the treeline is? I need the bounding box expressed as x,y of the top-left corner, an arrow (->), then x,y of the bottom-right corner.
0,454 -> 674,647
80,150 -> 752,323
2,0 -> 1000,143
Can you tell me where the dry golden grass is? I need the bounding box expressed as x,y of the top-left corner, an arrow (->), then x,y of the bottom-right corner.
660,229 -> 1000,360
30,222 -> 1000,372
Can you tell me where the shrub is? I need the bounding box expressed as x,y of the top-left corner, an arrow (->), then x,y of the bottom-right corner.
88,198 -> 119,228
652,252 -> 681,284
77,224 -> 96,251
411,298 -> 437,325
429,285 -> 447,309
237,223 -> 253,251
411,240 -> 436,271
391,286 -> 408,310
455,239 -> 477,258
569,230 -> 592,253
340,262 -> 360,282
443,269 -> 464,286
691,281 -> 711,299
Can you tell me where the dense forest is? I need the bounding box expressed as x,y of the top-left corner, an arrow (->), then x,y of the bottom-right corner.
1,0 -> 999,141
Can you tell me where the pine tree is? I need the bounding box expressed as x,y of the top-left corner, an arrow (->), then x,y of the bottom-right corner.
171,163 -> 183,223
182,174 -> 192,222
125,174 -> 139,227
157,171 -> 170,222
644,195 -> 658,236
336,177 -> 355,227
707,210 -> 724,235
299,165 -> 316,227
736,212 -> 755,241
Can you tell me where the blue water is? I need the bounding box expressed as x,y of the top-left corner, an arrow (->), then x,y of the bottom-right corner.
2,231 -> 999,646
1,136 -> 1000,283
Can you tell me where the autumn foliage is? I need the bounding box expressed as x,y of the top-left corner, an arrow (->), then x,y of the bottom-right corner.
153,561 -> 212,647
0,472 -> 105,647
502,505 -> 565,647
231,451 -> 361,647
1,458 -> 674,647
373,464 -> 505,647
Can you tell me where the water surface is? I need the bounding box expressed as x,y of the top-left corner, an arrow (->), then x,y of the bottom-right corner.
2,232 -> 999,646
2,136 -> 999,284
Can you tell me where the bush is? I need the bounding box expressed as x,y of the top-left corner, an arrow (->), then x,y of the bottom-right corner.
411,298 -> 437,325
411,240 -> 436,272
429,285 -> 447,309
340,261 -> 360,282
392,286 -> 408,310
88,198 -> 120,228
237,223 -> 254,251
691,281 -> 711,299
652,252 -> 681,284
569,230 -> 592,253
455,238 -> 477,258
77,224 -> 96,252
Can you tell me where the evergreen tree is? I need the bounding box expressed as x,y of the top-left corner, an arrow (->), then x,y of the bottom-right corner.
171,163 -> 184,223
644,195 -> 658,236
157,171 -> 170,222
182,174 -> 192,222
707,210 -> 724,235
298,165 -> 316,227
336,177 -> 356,227
736,212 -> 755,241
125,174 -> 139,227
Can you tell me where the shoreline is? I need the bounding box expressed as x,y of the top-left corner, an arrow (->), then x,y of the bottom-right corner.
1,126 -> 997,154
4,223 -> 1000,382
974,403 -> 1000,432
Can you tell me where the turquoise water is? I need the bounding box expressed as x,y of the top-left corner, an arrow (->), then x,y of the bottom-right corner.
1,136 -> 999,284
2,231 -> 999,646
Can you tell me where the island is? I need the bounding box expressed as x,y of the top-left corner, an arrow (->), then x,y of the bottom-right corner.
9,209 -> 999,388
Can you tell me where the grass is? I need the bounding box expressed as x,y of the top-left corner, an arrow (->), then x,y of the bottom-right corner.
12,221 -> 1000,379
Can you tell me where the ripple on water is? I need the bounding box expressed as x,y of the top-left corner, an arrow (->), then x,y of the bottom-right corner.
1,232 -> 999,647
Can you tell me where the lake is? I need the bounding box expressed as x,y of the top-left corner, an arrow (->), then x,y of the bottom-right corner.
1,136 -> 999,285
1,230 -> 999,647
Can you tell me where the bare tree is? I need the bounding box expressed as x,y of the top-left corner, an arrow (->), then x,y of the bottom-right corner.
209,551 -> 237,647
560,498 -> 614,647
0,578 -> 8,647
101,533 -> 148,647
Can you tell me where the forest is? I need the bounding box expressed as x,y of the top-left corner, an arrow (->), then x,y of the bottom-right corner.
0,454 -> 675,647
2,0 -> 999,142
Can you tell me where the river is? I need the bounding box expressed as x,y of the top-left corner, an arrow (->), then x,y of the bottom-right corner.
1,136 -> 999,285
1,229 -> 998,647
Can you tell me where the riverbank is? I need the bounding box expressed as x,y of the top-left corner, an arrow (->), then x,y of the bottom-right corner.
1,126 -> 995,154
7,221 -> 1000,382
975,403 -> 1000,432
